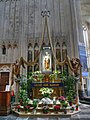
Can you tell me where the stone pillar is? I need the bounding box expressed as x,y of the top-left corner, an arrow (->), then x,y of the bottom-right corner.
69,0 -> 85,97
87,24 -> 90,96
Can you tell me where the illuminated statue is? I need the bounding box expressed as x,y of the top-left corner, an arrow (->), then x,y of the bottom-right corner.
44,52 -> 50,70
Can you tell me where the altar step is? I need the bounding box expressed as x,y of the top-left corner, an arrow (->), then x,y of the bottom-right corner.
80,96 -> 90,105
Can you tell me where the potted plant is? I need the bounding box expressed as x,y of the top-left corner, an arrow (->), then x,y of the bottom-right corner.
18,89 -> 29,106
62,101 -> 68,108
24,105 -> 30,113
49,70 -> 60,82
67,90 -> 74,106
42,103 -> 49,114
58,96 -> 66,104
54,105 -> 60,113
76,104 -> 78,111
53,70 -> 60,80
40,87 -> 53,98
27,72 -> 37,98
71,106 -> 74,112
32,99 -> 38,113
32,71 -> 44,82
49,73 -> 55,82
17,105 -> 21,112
60,70 -> 77,101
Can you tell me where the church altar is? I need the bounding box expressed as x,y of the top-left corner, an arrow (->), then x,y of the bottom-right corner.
10,9 -> 82,118
31,82 -> 64,99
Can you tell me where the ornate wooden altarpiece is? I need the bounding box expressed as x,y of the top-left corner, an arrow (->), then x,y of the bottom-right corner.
31,81 -> 64,99
31,46 -> 64,99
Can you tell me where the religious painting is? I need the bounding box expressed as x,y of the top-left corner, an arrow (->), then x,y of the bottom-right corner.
41,47 -> 52,73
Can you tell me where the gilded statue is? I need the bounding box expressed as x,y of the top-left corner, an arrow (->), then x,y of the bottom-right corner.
44,52 -> 50,70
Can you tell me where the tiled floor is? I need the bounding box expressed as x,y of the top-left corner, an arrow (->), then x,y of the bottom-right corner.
0,104 -> 90,120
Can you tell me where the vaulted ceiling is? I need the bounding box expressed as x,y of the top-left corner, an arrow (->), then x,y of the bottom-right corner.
80,0 -> 90,23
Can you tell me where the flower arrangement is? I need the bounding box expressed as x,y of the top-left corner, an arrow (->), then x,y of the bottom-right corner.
58,96 -> 66,103
54,105 -> 60,113
33,99 -> 38,109
33,70 -> 41,75
49,70 -> 60,82
53,70 -> 61,75
53,70 -> 60,79
16,105 -> 21,112
76,104 -> 78,111
40,87 -> 53,98
24,106 -> 30,113
32,71 -> 44,81
62,101 -> 68,108
42,104 -> 49,114
71,106 -> 74,112
18,89 -> 29,106
58,96 -> 68,108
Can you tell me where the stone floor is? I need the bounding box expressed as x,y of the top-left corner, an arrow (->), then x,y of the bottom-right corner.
0,104 -> 90,120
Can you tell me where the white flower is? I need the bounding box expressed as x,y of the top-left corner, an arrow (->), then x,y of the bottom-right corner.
28,99 -> 33,104
40,87 -> 53,95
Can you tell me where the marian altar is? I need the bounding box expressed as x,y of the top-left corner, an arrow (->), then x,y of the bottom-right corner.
11,11 -> 82,118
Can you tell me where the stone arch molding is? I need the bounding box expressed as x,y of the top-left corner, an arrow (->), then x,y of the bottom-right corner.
0,65 -> 10,72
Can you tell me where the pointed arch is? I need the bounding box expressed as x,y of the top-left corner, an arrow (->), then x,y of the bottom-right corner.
27,43 -> 33,72
2,44 -> 6,55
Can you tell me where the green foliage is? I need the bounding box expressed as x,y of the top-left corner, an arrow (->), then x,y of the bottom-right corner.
60,70 -> 67,81
27,72 -> 36,90
49,73 -> 55,81
62,101 -> 68,108
17,75 -> 28,90
17,74 -> 30,106
49,70 -> 60,80
18,89 -> 29,106
20,80 -> 27,90
60,70 -> 78,101
33,99 -> 38,109
32,71 -> 44,81
67,90 -> 74,101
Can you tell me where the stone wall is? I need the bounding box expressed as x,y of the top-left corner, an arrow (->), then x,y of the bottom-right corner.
0,0 -> 82,64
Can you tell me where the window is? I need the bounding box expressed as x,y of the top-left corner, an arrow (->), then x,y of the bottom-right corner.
2,45 -> 6,55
